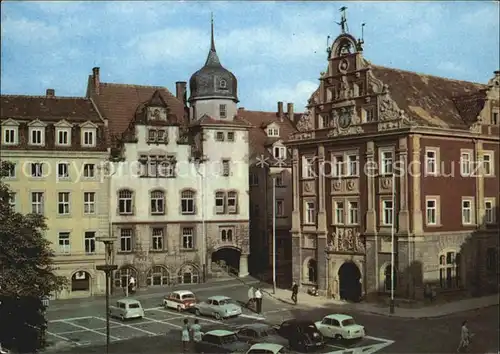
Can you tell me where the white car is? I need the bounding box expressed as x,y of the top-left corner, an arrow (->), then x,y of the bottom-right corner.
314,314 -> 365,340
246,343 -> 290,354
108,299 -> 144,321
163,290 -> 197,311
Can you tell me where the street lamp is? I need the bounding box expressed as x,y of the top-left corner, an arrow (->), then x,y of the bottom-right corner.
271,175 -> 276,294
389,172 -> 396,314
192,156 -> 208,282
96,236 -> 118,354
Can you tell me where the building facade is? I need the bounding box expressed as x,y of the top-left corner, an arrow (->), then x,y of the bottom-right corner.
287,25 -> 500,300
86,22 -> 251,290
1,91 -> 110,299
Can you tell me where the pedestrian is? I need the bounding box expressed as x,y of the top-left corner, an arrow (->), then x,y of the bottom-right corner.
181,318 -> 190,352
128,276 -> 136,295
291,282 -> 299,305
254,288 -> 263,314
247,286 -> 255,310
457,320 -> 472,352
190,319 -> 202,344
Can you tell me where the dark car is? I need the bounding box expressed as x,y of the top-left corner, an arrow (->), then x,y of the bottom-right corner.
276,320 -> 325,352
237,323 -> 289,347
195,329 -> 251,353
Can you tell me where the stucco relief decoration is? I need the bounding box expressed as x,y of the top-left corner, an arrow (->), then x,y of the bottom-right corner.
381,177 -> 392,190
346,180 -> 355,191
339,76 -> 351,99
304,181 -> 313,192
296,110 -> 314,132
338,59 -> 349,74
332,180 -> 341,191
327,229 -> 364,253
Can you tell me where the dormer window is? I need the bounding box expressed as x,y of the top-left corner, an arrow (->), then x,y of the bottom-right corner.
82,129 -> 96,147
267,128 -> 279,137
274,146 -> 286,159
2,126 -> 18,145
56,128 -> 71,146
149,107 -> 166,121
29,127 -> 45,146
219,104 -> 227,119
220,79 -> 227,89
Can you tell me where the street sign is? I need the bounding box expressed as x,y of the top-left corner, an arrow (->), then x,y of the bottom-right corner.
42,296 -> 50,308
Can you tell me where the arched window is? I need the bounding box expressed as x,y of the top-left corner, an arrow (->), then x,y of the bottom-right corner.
219,79 -> 227,89
384,264 -> 397,292
150,190 -> 165,215
146,266 -> 170,286
71,271 -> 91,292
178,264 -> 199,284
118,189 -> 134,215
439,251 -> 461,289
114,266 -> 137,288
181,189 -> 196,214
307,259 -> 317,283
227,229 -> 233,242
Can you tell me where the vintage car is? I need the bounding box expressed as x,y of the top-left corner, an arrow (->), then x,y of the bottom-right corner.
314,314 -> 365,340
246,343 -> 291,354
194,329 -> 250,353
163,290 -> 197,311
194,295 -> 242,320
237,323 -> 288,347
275,319 -> 324,352
108,299 -> 144,321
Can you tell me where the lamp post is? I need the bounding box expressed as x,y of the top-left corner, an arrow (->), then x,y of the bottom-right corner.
272,176 -> 276,294
389,172 -> 396,314
193,156 -> 208,282
96,236 -> 118,354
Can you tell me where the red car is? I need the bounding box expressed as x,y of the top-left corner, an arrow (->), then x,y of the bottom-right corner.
163,290 -> 197,311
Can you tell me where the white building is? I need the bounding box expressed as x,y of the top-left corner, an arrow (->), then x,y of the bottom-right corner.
87,20 -> 250,290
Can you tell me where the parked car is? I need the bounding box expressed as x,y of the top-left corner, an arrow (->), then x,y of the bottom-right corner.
237,324 -> 288,347
314,314 -> 365,340
275,320 -> 324,352
246,343 -> 291,354
163,290 -> 197,311
108,299 -> 144,321
194,329 -> 250,353
194,295 -> 242,320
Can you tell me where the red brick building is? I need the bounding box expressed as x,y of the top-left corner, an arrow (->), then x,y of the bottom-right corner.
286,28 -> 499,300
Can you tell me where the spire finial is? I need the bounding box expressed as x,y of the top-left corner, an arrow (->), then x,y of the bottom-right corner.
210,12 -> 216,51
337,6 -> 348,34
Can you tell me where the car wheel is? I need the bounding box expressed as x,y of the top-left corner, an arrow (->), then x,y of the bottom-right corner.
214,312 -> 222,320
195,309 -> 201,316
334,334 -> 343,340
120,314 -> 125,321
177,305 -> 182,312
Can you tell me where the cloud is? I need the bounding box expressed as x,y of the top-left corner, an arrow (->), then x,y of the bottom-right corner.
258,80 -> 318,112
460,5 -> 499,30
437,61 -> 466,74
1,17 -> 60,45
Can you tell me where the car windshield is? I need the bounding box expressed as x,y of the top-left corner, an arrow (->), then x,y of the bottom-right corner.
220,334 -> 238,344
182,294 -> 195,300
218,299 -> 231,306
129,303 -> 140,309
342,319 -> 355,326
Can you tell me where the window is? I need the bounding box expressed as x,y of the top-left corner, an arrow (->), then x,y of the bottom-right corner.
118,189 -> 134,215
84,231 -> 96,254
215,132 -> 224,141
439,251 -> 461,289
181,227 -> 194,249
303,157 -> 315,178
58,192 -> 70,215
57,129 -> 71,145
58,232 -> 70,254
221,159 -> 230,176
82,129 -> 95,147
159,157 -> 176,178
220,79 -> 227,89
148,129 -> 157,142
57,163 -> 70,179
250,173 -> 259,186
460,150 -> 472,176
276,200 -> 284,217
31,192 -> 44,214
150,190 -> 165,215
382,200 -> 393,225
482,152 -> 494,176
181,190 -> 195,214
380,150 -> 393,175
274,146 -> 286,159
267,128 -> 279,137
83,164 -> 95,178
492,112 -> 498,125
220,227 -> 234,242
335,201 -> 344,224
145,156 -> 158,177
227,191 -> 237,213
307,259 -> 317,283
333,155 -> 344,177
426,198 -> 437,225
347,155 -> 359,176
227,132 -> 235,141
31,163 -> 44,178
120,229 -> 133,252
3,127 -> 17,145
348,201 -> 359,224
215,191 -> 225,214
485,199 -> 495,224
461,198 -> 473,225
361,107 -> 375,122
157,129 -> 166,142
305,201 -> 315,224
486,248 -> 497,273
29,128 -> 44,146
425,149 -> 438,175
219,104 -> 227,118
5,162 -> 15,178
8,193 -> 16,210
275,173 -> 284,187
84,192 -> 96,214
151,228 -> 164,251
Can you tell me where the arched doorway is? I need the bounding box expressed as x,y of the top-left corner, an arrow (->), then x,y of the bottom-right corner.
178,264 -> 199,284
71,271 -> 91,292
338,261 -> 362,302
146,266 -> 170,286
114,266 -> 138,288
304,259 -> 317,283
211,247 -> 241,275
384,264 -> 397,292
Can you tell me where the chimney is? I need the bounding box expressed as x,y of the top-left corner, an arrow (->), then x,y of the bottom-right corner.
46,89 -> 55,98
175,81 -> 187,105
92,67 -> 100,95
287,103 -> 294,121
277,101 -> 283,117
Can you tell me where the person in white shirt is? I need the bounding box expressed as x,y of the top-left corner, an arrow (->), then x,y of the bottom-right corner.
128,276 -> 136,294
254,288 -> 263,314
247,286 -> 255,309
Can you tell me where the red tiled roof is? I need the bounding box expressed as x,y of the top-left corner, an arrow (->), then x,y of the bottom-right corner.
190,114 -> 251,127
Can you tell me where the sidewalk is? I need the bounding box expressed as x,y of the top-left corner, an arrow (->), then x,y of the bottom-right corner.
261,287 -> 499,319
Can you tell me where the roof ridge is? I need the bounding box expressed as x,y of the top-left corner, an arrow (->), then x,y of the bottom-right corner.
100,82 -> 173,91
372,65 -> 486,87
1,94 -> 89,100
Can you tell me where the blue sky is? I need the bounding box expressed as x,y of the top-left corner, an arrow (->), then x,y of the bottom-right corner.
1,1 -> 499,112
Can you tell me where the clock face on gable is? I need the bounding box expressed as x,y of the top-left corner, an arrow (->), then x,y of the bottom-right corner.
148,107 -> 167,121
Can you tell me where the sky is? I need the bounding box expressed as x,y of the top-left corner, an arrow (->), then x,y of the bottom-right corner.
1,1 -> 499,113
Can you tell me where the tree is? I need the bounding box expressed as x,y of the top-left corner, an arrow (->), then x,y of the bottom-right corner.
0,161 -> 67,353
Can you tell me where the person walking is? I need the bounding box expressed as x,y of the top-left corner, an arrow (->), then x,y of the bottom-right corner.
247,286 -> 255,310
128,276 -> 136,295
457,320 -> 472,352
254,288 -> 263,314
190,319 -> 202,351
291,282 -> 299,305
181,318 -> 190,352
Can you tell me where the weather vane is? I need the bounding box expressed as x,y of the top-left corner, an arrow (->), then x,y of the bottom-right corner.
335,6 -> 349,34
326,35 -> 332,59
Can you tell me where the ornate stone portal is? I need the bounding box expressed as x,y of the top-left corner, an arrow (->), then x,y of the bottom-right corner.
326,228 -> 365,253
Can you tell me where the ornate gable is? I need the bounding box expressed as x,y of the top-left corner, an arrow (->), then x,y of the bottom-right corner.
133,90 -> 179,127
79,120 -> 98,129
27,119 -> 47,127
54,119 -> 74,128
1,118 -> 20,126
